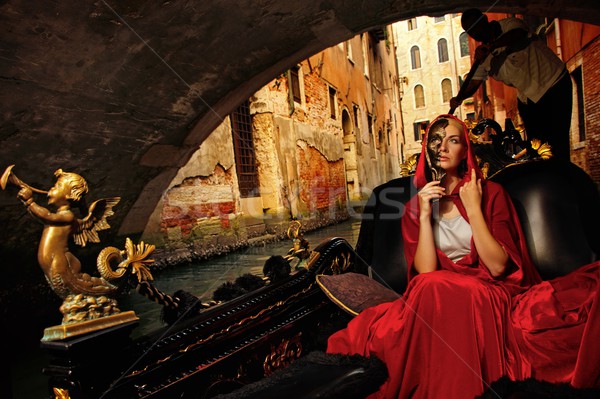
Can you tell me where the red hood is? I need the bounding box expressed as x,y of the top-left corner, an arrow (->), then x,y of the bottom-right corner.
414,114 -> 483,188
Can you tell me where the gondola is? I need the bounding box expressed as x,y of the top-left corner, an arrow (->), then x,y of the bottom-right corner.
35,118 -> 600,398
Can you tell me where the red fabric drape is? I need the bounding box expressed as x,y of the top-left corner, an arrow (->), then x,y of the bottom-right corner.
327,114 -> 600,398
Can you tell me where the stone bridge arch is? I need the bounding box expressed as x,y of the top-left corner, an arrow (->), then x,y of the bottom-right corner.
0,0 -> 598,269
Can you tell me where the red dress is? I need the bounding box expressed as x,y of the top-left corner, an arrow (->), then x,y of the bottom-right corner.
326,115 -> 600,398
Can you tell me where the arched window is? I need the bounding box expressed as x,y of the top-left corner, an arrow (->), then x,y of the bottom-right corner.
414,85 -> 425,108
342,109 -> 352,137
410,46 -> 421,70
437,38 -> 449,63
441,79 -> 453,103
459,32 -> 470,57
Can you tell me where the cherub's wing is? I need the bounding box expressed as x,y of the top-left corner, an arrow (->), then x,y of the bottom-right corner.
73,197 -> 120,247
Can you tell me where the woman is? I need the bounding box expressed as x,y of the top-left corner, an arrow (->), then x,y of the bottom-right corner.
326,114 -> 600,398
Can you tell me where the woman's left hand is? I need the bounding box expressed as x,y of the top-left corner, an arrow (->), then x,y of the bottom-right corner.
459,168 -> 482,215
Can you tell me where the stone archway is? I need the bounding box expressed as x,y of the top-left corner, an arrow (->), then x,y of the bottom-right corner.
0,0 -> 598,289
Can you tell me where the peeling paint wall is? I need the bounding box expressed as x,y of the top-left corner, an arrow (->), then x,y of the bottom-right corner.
161,165 -> 237,243
144,26 -> 404,259
141,121 -> 244,255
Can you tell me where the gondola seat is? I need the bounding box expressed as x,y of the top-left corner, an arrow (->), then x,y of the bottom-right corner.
211,159 -> 600,399
355,158 -> 600,293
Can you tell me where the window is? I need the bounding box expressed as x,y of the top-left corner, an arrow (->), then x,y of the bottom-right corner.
572,67 -> 586,142
231,100 -> 259,198
413,121 -> 429,141
361,34 -> 370,78
410,46 -> 421,70
342,109 -> 352,137
414,85 -> 425,108
459,32 -> 470,57
346,40 -> 353,61
434,16 -> 446,23
437,38 -> 449,63
289,66 -> 301,103
353,105 -> 360,128
407,18 -> 417,31
441,79 -> 453,103
329,86 -> 337,119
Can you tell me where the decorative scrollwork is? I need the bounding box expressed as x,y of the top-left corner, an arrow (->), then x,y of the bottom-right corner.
263,333 -> 303,376
400,154 -> 418,177
330,251 -> 352,275
530,139 -> 553,159
284,221 -> 311,270
52,387 -> 71,399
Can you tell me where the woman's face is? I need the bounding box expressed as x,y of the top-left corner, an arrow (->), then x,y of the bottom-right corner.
427,123 -> 467,175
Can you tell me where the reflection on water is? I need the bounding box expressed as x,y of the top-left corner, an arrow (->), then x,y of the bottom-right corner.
11,219 -> 361,399
120,219 -> 362,337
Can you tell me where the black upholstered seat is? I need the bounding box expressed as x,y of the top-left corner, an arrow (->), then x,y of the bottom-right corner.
491,159 -> 599,279
356,159 -> 600,292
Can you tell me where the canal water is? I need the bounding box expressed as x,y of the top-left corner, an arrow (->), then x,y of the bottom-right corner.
11,218 -> 362,399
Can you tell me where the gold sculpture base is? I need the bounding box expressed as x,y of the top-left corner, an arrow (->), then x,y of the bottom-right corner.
41,310 -> 139,342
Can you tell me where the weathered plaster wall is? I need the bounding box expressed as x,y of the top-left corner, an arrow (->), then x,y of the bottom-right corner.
316,29 -> 404,198
161,165 -> 238,245
297,142 -> 347,218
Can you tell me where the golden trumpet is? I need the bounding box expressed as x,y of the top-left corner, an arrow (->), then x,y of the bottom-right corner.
1,164 -> 48,194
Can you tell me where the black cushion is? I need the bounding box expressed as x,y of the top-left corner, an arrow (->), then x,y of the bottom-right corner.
355,176 -> 415,293
491,159 -> 599,279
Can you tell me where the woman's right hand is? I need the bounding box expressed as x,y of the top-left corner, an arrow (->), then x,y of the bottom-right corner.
418,181 -> 444,219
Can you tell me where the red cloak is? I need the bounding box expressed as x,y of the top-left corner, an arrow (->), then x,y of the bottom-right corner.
327,114 -> 600,398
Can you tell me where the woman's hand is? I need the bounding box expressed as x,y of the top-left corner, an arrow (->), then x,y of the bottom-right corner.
459,169 -> 482,216
459,169 -> 508,277
418,180 -> 445,220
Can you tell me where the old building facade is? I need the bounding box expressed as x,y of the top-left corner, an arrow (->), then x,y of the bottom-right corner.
142,27 -> 404,260
393,14 -> 475,159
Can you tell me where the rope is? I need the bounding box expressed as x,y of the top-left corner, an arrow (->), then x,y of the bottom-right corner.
136,281 -> 180,309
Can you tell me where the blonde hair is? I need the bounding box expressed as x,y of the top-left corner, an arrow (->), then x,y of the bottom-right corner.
54,169 -> 88,201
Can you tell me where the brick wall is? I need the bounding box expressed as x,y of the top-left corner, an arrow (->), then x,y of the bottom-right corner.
583,37 -> 600,184
300,63 -> 341,136
297,144 -> 347,220
160,164 -> 239,243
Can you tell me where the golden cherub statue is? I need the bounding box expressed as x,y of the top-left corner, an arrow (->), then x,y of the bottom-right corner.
1,165 -> 155,339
